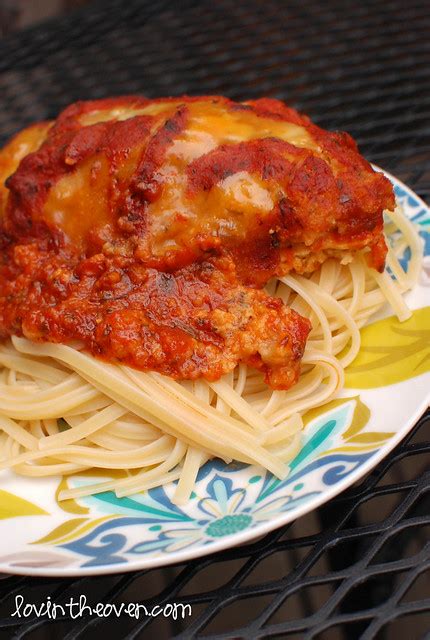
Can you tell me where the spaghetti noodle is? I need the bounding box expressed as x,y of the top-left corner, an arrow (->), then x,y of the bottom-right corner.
0,204 -> 422,504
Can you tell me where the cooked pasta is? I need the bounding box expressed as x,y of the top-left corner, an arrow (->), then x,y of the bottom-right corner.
0,204 -> 421,504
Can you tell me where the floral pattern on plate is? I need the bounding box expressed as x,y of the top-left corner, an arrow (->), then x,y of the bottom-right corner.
0,174 -> 428,575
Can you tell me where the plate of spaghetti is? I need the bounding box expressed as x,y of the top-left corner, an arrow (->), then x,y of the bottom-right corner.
0,95 -> 428,575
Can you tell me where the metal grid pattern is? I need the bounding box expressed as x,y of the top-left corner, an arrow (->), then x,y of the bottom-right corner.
0,0 -> 429,203
0,0 -> 429,637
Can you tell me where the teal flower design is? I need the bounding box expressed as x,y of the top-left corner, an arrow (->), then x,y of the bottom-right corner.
128,476 -> 252,554
127,474 -> 322,556
205,514 -> 252,537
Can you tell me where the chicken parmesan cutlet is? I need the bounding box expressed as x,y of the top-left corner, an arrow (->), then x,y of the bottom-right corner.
0,96 -> 394,389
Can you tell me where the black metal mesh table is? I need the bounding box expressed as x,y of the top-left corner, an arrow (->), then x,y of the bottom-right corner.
0,0 -> 429,637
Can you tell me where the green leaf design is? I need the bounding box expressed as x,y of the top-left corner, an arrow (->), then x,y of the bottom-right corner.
0,489 -> 48,520
345,307 -> 430,389
289,419 -> 337,470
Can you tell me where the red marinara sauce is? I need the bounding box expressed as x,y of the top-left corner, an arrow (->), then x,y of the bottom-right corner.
0,96 -> 394,389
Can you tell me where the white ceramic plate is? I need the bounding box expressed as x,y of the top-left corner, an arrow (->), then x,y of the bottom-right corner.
0,171 -> 429,576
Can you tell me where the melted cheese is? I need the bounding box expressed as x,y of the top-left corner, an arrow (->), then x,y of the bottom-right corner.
46,155 -> 111,247
4,99 -> 319,259
187,102 -> 316,152
0,123 -> 51,215
79,101 -> 176,126
80,100 -> 318,159
219,172 -> 274,212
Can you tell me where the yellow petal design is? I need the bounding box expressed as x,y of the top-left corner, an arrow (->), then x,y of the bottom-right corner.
55,469 -> 131,515
55,478 -> 89,515
303,396 -> 354,428
345,307 -> 430,389
347,432 -> 394,444
303,395 -> 371,438
32,518 -> 88,545
343,396 -> 371,438
32,515 -> 113,546
0,489 -> 48,520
